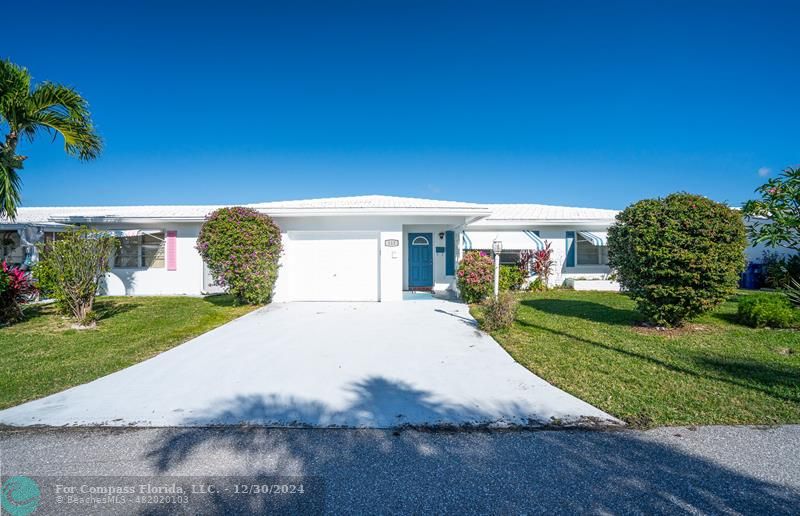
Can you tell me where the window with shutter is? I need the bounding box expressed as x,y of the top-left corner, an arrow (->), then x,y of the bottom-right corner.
113,232 -> 166,269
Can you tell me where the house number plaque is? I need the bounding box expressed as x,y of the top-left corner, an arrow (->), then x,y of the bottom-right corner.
384,239 -> 399,247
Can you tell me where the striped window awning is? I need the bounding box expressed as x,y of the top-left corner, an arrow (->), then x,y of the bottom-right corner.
577,231 -> 608,246
103,229 -> 165,240
462,231 -> 546,251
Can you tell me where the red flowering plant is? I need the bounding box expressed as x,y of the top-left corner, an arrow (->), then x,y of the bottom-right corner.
196,207 -> 283,305
517,249 -> 534,277
531,241 -> 555,289
0,260 -> 37,324
456,250 -> 494,303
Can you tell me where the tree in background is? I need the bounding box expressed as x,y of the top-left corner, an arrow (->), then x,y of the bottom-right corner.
0,59 -> 102,219
608,193 -> 746,327
742,166 -> 800,252
33,228 -> 117,327
196,207 -> 283,305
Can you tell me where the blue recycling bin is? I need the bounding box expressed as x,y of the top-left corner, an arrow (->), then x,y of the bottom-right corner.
739,263 -> 764,290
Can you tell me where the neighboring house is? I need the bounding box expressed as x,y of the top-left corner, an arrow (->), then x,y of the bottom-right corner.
742,216 -> 796,263
0,195 -> 639,301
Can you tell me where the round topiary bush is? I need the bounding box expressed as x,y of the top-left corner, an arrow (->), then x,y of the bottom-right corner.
196,207 -> 282,305
456,250 -> 494,303
608,193 -> 747,327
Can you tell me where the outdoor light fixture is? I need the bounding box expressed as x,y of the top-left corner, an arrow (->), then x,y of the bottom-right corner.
439,232 -> 445,240
492,239 -> 502,299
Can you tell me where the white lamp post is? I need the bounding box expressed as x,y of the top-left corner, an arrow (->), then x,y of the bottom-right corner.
492,239 -> 503,299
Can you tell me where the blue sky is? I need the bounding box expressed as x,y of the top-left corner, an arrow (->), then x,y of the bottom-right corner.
3,0 -> 798,209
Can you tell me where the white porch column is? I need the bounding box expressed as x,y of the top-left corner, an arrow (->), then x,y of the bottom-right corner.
379,230 -> 403,301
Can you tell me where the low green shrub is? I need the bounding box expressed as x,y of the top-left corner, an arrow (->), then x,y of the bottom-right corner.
499,265 -> 525,291
529,277 -> 546,292
762,252 -> 800,288
737,293 -> 799,328
480,291 -> 518,332
457,251 -> 494,303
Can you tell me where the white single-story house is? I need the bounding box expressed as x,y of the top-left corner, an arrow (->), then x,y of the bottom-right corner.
0,194 -> 774,301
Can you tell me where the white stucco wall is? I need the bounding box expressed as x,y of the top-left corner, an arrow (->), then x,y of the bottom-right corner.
93,214 -> 474,301
272,215 -> 471,302
100,222 -> 205,296
466,225 -> 613,287
541,226 -> 614,286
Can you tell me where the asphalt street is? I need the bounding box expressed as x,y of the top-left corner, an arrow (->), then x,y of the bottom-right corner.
1,425 -> 798,514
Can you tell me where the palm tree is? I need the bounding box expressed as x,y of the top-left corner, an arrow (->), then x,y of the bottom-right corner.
0,59 -> 102,219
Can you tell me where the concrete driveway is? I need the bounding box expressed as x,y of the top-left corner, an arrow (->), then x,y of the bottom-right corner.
0,297 -> 618,428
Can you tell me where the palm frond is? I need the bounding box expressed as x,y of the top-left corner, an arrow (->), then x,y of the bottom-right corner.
29,82 -> 91,120
0,59 -> 102,218
28,110 -> 102,160
0,148 -> 22,220
0,62 -> 102,159
0,59 -> 30,98
786,277 -> 800,308
0,59 -> 32,130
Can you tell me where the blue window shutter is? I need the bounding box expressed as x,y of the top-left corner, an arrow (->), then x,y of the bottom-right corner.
445,231 -> 455,275
565,231 -> 575,267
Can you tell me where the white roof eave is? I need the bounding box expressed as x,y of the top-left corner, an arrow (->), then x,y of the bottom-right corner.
48,216 -> 205,223
469,218 -> 617,227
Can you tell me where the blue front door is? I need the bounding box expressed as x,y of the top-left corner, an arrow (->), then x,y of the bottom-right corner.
408,233 -> 433,288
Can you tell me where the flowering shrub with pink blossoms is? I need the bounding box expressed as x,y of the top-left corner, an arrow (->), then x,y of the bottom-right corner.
456,250 -> 494,303
196,207 -> 283,305
0,261 -> 36,324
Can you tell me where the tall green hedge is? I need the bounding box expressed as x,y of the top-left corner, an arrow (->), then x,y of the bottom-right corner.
608,193 -> 746,326
196,207 -> 282,305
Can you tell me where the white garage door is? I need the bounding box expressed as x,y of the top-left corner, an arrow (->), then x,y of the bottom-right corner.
288,231 -> 379,301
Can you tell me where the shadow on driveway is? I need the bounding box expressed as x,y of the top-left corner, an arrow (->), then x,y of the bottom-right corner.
167,376 -> 555,429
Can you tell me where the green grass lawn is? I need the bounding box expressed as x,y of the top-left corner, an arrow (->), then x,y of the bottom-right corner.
0,296 -> 255,410
475,290 -> 800,427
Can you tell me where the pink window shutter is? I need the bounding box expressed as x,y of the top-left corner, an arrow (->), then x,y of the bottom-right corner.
166,231 -> 178,271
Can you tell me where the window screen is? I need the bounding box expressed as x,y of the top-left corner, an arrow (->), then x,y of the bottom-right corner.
0,231 -> 24,265
575,233 -> 609,266
113,232 -> 165,268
